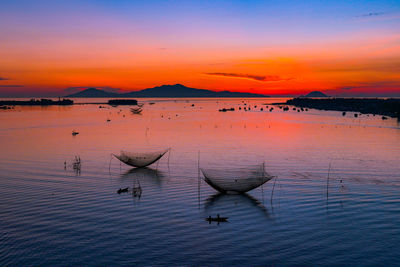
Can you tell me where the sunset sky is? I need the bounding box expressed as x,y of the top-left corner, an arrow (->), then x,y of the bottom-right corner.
0,0 -> 399,97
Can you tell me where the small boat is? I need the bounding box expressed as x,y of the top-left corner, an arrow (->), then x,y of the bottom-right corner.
205,214 -> 228,224
113,148 -> 170,168
117,187 -> 129,194
219,108 -> 235,112
201,164 -> 274,194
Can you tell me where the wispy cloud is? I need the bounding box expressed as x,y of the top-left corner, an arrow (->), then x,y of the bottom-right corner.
339,87 -> 354,91
355,11 -> 400,22
337,81 -> 400,90
321,80 -> 400,97
0,77 -> 9,81
357,12 -> 385,18
0,85 -> 24,87
205,72 -> 292,82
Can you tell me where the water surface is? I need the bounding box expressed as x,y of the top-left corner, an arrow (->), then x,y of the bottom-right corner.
1,98 -> 399,266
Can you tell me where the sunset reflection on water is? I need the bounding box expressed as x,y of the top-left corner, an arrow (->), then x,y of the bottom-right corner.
0,98 -> 399,266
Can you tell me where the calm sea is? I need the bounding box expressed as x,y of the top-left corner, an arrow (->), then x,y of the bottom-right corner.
0,98 -> 399,266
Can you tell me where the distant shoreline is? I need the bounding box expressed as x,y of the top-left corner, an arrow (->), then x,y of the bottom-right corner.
0,97 -> 271,106
0,99 -> 73,106
1,98 -> 399,119
283,98 -> 400,119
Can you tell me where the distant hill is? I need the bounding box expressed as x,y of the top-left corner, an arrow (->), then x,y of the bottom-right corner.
66,84 -> 266,98
303,91 -> 328,98
66,88 -> 119,97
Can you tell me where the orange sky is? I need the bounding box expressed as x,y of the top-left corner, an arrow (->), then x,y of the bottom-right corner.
0,1 -> 399,97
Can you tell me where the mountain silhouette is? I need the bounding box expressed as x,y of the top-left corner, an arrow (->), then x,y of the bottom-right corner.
303,91 -> 328,98
66,84 -> 266,98
66,88 -> 119,97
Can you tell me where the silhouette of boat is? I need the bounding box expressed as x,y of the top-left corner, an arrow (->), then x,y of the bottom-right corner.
201,164 -> 274,194
117,187 -> 129,194
205,214 -> 228,224
113,149 -> 169,168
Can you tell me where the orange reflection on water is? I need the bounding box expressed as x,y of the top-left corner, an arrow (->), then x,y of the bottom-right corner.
1,98 -> 399,175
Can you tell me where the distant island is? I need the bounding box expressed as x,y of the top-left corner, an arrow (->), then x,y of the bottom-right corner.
66,84 -> 267,98
302,91 -> 329,98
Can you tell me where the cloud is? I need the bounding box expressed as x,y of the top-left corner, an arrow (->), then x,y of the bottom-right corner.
357,12 -> 385,17
0,85 -> 24,87
339,87 -> 354,90
205,72 -> 292,82
0,77 -> 9,81
355,11 -> 400,22
321,80 -> 400,97
335,81 -> 400,91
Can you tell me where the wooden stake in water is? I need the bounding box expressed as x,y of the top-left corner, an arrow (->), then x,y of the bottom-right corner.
167,148 -> 171,168
108,154 -> 113,173
271,176 -> 278,204
261,162 -> 265,203
197,151 -> 201,209
326,163 -> 331,199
